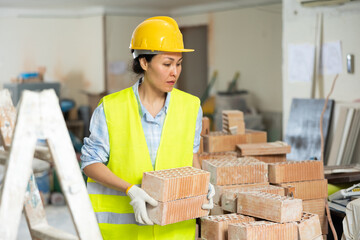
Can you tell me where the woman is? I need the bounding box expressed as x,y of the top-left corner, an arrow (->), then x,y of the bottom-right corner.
81,16 -> 214,240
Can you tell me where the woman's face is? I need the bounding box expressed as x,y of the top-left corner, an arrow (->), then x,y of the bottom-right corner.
142,52 -> 183,93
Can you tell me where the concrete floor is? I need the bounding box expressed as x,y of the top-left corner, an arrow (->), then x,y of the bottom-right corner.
17,205 -> 77,240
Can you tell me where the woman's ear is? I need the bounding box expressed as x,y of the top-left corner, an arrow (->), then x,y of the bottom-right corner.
139,58 -> 148,71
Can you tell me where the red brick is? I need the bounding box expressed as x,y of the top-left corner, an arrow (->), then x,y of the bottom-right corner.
202,157 -> 268,185
214,182 -> 269,205
228,221 -> 298,240
303,198 -> 328,235
210,204 -> 231,216
221,185 -> 286,213
276,179 -> 328,200
142,167 -> 210,202
201,213 -> 255,240
222,110 -> 245,135
268,160 -> 324,183
203,129 -> 267,153
147,195 -> 209,225
236,141 -> 291,156
201,117 -> 210,136
296,212 -> 322,240
237,192 -> 303,223
248,154 -> 287,163
199,151 -> 237,167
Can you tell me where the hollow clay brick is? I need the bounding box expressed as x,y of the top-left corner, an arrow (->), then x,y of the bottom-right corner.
248,154 -> 287,163
210,204 -> 231,216
214,182 -> 269,205
276,179 -> 328,200
236,141 -> 291,156
268,160 -> 324,184
199,151 -> 237,168
201,213 -> 255,240
147,194 -> 209,226
203,130 -> 267,153
202,157 -> 268,185
295,212 -> 322,240
202,117 -> 210,136
222,110 -> 245,135
303,198 -> 328,235
228,221 -> 298,240
142,167 -> 210,202
221,185 -> 286,213
237,192 -> 303,223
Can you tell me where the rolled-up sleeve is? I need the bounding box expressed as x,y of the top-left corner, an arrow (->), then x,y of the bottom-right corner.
193,106 -> 203,153
80,103 -> 110,170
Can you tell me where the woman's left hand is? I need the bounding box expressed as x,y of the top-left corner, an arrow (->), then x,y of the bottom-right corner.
202,183 -> 215,210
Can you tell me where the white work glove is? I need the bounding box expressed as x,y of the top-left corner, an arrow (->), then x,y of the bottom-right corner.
127,185 -> 158,225
202,183 -> 215,210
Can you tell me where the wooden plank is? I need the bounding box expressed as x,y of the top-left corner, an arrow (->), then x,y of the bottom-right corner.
41,90 -> 102,239
0,89 -> 16,151
24,174 -> 78,240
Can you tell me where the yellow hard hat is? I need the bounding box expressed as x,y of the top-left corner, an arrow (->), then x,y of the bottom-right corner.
129,16 -> 194,53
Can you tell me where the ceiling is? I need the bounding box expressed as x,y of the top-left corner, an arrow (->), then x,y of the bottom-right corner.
0,0 -> 281,16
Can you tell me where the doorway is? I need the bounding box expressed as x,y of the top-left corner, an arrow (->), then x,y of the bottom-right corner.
178,26 -> 208,99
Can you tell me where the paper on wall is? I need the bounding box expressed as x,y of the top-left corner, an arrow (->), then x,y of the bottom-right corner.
108,61 -> 127,75
288,43 -> 315,83
321,41 -> 343,75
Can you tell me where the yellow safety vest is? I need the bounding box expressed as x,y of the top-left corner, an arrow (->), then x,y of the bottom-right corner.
87,87 -> 200,240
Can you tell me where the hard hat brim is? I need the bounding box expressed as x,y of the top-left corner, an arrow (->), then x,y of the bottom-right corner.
130,47 -> 194,52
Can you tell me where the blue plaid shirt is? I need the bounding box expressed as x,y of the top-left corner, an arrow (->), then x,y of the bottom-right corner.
81,79 -> 203,170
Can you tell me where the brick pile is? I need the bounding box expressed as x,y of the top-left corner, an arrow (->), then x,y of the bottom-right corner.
222,110 -> 245,135
142,167 -> 210,225
198,151 -> 237,167
236,141 -> 291,163
221,185 -> 286,212
202,130 -> 267,153
202,157 -> 268,186
228,221 -> 298,240
269,160 -> 328,237
201,213 -> 255,240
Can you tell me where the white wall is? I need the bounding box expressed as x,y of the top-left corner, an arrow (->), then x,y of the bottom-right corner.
0,15 -> 104,106
282,1 -> 360,132
105,15 -> 147,92
105,4 -> 283,112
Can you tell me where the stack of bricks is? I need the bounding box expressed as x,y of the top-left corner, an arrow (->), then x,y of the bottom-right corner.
221,185 -> 286,212
222,110 -> 245,135
141,167 -> 210,225
202,156 -> 268,216
268,160 -> 328,238
198,151 -> 237,168
202,110 -> 267,153
236,141 -> 291,163
201,213 -> 255,240
228,221 -> 298,240
202,130 -> 267,153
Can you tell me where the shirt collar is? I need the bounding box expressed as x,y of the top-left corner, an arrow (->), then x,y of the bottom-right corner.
132,77 -> 171,118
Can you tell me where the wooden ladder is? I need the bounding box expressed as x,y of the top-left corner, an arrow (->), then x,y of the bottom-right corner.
0,89 -> 102,240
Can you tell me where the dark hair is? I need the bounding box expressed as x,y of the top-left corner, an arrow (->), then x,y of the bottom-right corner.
131,50 -> 156,74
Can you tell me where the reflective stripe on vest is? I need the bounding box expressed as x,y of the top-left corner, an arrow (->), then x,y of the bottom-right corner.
88,87 -> 200,239
95,212 -> 140,225
87,182 -> 140,196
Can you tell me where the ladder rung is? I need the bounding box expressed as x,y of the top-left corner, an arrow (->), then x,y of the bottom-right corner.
31,224 -> 79,240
